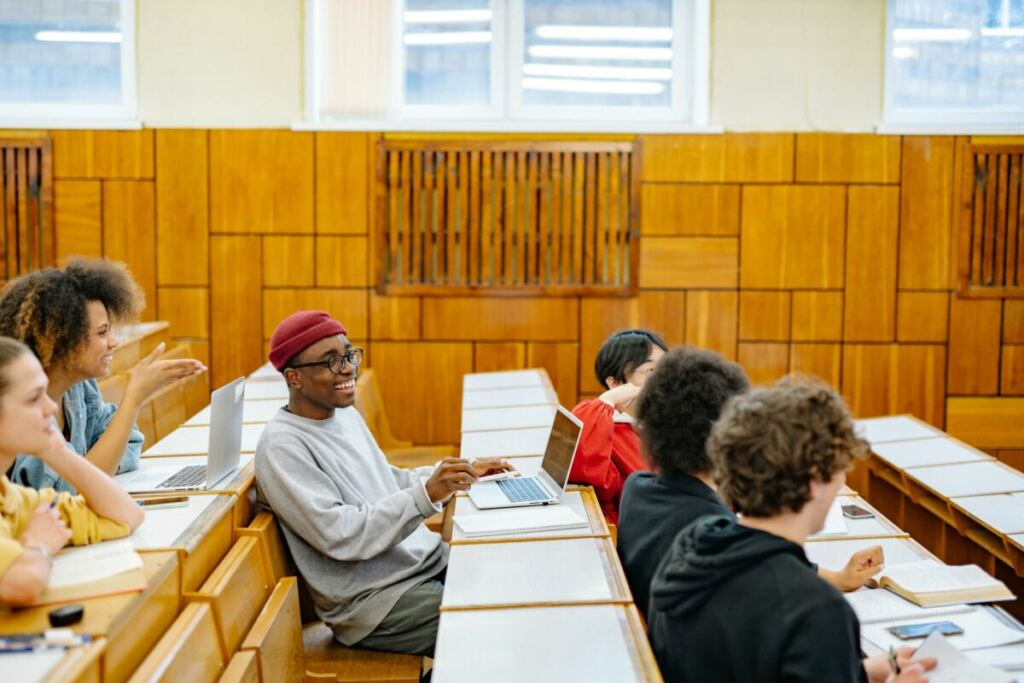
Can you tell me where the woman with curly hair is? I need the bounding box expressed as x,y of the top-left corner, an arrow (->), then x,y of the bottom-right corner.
570,329 -> 667,524
0,258 -> 204,491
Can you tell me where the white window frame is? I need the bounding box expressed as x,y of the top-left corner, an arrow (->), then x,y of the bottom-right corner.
303,0 -> 712,132
0,0 -> 138,128
881,0 -> 1024,133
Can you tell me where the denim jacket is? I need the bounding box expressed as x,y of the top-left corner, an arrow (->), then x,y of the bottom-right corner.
7,379 -> 144,493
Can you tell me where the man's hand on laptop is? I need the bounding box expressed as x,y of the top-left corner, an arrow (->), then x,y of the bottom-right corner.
426,458 -> 481,504
471,458 -> 514,478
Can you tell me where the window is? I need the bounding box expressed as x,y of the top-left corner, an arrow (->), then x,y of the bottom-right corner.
307,0 -> 708,127
885,0 -> 1024,127
0,0 -> 136,123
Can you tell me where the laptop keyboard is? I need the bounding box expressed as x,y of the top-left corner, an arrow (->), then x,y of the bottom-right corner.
156,465 -> 208,490
497,477 -> 549,503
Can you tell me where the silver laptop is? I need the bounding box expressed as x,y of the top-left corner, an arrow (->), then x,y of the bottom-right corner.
467,406 -> 583,510
116,377 -> 246,493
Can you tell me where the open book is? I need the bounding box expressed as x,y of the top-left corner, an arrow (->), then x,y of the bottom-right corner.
33,539 -> 148,606
868,560 -> 1015,607
454,506 -> 587,538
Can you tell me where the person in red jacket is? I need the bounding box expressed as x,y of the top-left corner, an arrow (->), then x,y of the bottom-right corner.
571,329 -> 667,523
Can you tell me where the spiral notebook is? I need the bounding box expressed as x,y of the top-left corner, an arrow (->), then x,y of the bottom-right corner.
453,506 -> 587,538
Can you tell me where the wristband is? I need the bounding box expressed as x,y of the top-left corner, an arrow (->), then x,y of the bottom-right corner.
23,543 -> 54,566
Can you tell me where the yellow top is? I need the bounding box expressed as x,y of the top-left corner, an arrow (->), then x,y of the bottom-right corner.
0,475 -> 130,578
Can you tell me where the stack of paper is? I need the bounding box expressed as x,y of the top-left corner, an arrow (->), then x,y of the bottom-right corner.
454,506 -> 587,538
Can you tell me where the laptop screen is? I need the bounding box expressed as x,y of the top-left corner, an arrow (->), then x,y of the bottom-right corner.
540,408 -> 583,489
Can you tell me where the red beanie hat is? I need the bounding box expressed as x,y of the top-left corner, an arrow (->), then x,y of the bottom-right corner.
269,310 -> 348,371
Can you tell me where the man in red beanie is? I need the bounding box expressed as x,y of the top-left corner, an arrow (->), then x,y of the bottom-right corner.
255,310 -> 511,658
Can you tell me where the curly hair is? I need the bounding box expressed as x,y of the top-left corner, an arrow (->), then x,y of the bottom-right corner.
708,376 -> 868,518
594,329 -> 668,389
0,258 -> 143,372
635,347 -> 749,477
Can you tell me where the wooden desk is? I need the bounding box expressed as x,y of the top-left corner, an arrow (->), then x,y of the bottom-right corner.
111,322 -> 170,373
460,427 -> 550,459
0,551 -> 180,683
445,487 -> 609,544
131,495 -> 236,593
461,386 -> 557,410
432,604 -> 661,683
185,400 -> 282,426
871,437 -> 992,470
950,494 -> 1024,535
242,380 -> 289,400
804,536 -> 933,572
856,415 -> 942,445
904,461 -> 1024,499
463,369 -> 551,391
461,405 -> 557,433
143,424 -> 265,457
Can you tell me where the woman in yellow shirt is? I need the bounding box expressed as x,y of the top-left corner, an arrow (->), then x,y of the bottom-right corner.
0,336 -> 144,606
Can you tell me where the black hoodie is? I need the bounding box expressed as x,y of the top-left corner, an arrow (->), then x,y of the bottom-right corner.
647,515 -> 867,683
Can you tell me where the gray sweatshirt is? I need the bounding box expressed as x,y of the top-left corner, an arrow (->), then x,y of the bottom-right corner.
254,406 -> 447,644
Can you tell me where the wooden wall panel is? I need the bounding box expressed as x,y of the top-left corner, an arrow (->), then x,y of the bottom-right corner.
209,131 -> 314,234
579,291 -> 686,393
947,397 -> 1024,448
369,342 -> 473,444
738,342 -> 789,386
948,298 -> 1002,395
898,136 -> 954,289
844,186 -> 898,341
795,134 -> 901,183
1002,345 -> 1024,395
262,289 -> 369,343
54,180 -> 101,265
685,290 -> 738,361
842,344 -> 945,426
738,291 -> 790,341
262,236 -> 314,287
639,237 -> 738,288
527,342 -> 579,405
1005,300 -> 1024,343
791,291 -> 843,342
474,343 -> 526,372
640,184 -> 739,236
740,186 -> 845,288
790,343 -> 841,387
210,236 -> 262,388
422,297 -> 578,341
103,181 -> 156,320
157,288 -> 210,339
315,236 -> 369,287
640,133 -> 793,183
316,133 -> 370,234
50,130 -> 154,179
369,294 -> 421,340
897,292 -> 949,343
156,130 -> 208,286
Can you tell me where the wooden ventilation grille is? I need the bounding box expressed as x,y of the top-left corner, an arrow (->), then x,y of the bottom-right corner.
1,138 -> 54,283
957,143 -> 1024,297
376,140 -> 638,295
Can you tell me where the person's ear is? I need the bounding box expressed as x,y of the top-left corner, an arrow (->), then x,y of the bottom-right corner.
283,368 -> 302,390
605,376 -> 621,389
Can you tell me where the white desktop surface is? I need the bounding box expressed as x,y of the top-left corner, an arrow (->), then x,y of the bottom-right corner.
143,423 -> 265,457
951,494 -> 1024,534
873,437 -> 991,470
461,405 -> 557,432
442,538 -> 619,609
463,370 -> 549,391
906,461 -> 1024,498
185,399 -> 283,426
4,649 -> 65,683
460,427 -> 550,459
432,605 -> 644,683
461,386 -> 557,410
114,454 -> 254,492
128,494 -> 225,548
242,380 -> 289,400
810,498 -> 904,540
247,362 -> 279,380
804,537 -> 930,572
856,416 -> 941,445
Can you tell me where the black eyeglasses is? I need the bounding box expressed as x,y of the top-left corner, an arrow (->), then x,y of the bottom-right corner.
287,348 -> 364,374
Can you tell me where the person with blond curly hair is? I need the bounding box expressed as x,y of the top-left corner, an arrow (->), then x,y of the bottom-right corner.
0,258 -> 203,492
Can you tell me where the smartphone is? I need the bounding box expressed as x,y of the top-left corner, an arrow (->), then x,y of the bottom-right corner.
887,621 -> 964,640
841,504 -> 875,520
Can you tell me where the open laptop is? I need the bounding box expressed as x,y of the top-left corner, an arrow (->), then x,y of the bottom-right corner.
467,406 -> 583,510
116,377 -> 246,493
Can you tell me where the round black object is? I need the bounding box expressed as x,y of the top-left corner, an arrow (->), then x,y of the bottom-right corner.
48,604 -> 84,627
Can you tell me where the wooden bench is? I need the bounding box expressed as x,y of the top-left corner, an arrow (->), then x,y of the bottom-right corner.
128,602 -> 226,683
240,577 -> 305,683
219,650 -> 260,683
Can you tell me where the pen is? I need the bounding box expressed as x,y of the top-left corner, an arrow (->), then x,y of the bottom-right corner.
888,645 -> 900,675
48,497 -> 58,510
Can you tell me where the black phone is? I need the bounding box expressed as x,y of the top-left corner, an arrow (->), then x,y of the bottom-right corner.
841,504 -> 875,520
887,621 -> 963,640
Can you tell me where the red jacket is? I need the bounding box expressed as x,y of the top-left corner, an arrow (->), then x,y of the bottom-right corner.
570,399 -> 648,524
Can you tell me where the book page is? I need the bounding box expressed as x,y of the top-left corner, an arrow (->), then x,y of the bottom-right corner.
911,632 -> 1016,683
880,560 -> 1003,594
48,539 -> 144,589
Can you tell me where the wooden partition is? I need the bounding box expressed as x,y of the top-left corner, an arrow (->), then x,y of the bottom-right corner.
16,128 -> 1023,465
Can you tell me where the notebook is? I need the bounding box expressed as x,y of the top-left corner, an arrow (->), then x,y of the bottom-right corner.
869,560 -> 1015,607
861,606 -> 1024,651
34,539 -> 148,606
911,632 -> 1016,683
453,506 -> 587,538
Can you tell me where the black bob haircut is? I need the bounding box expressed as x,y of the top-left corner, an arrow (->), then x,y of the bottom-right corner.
593,329 -> 669,390
635,346 -> 750,477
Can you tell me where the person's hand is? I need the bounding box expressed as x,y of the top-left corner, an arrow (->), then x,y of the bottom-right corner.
887,663 -> 929,683
425,458 -> 479,504
598,383 -> 642,415
126,343 -> 206,404
472,458 -> 514,478
19,502 -> 72,556
863,647 -> 936,683
837,545 -> 885,591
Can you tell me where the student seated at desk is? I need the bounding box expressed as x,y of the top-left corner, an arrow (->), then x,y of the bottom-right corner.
647,379 -> 933,683
255,310 -> 510,657
570,329 -> 667,523
619,350 -> 883,619
0,337 -> 144,606
0,258 -> 204,491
